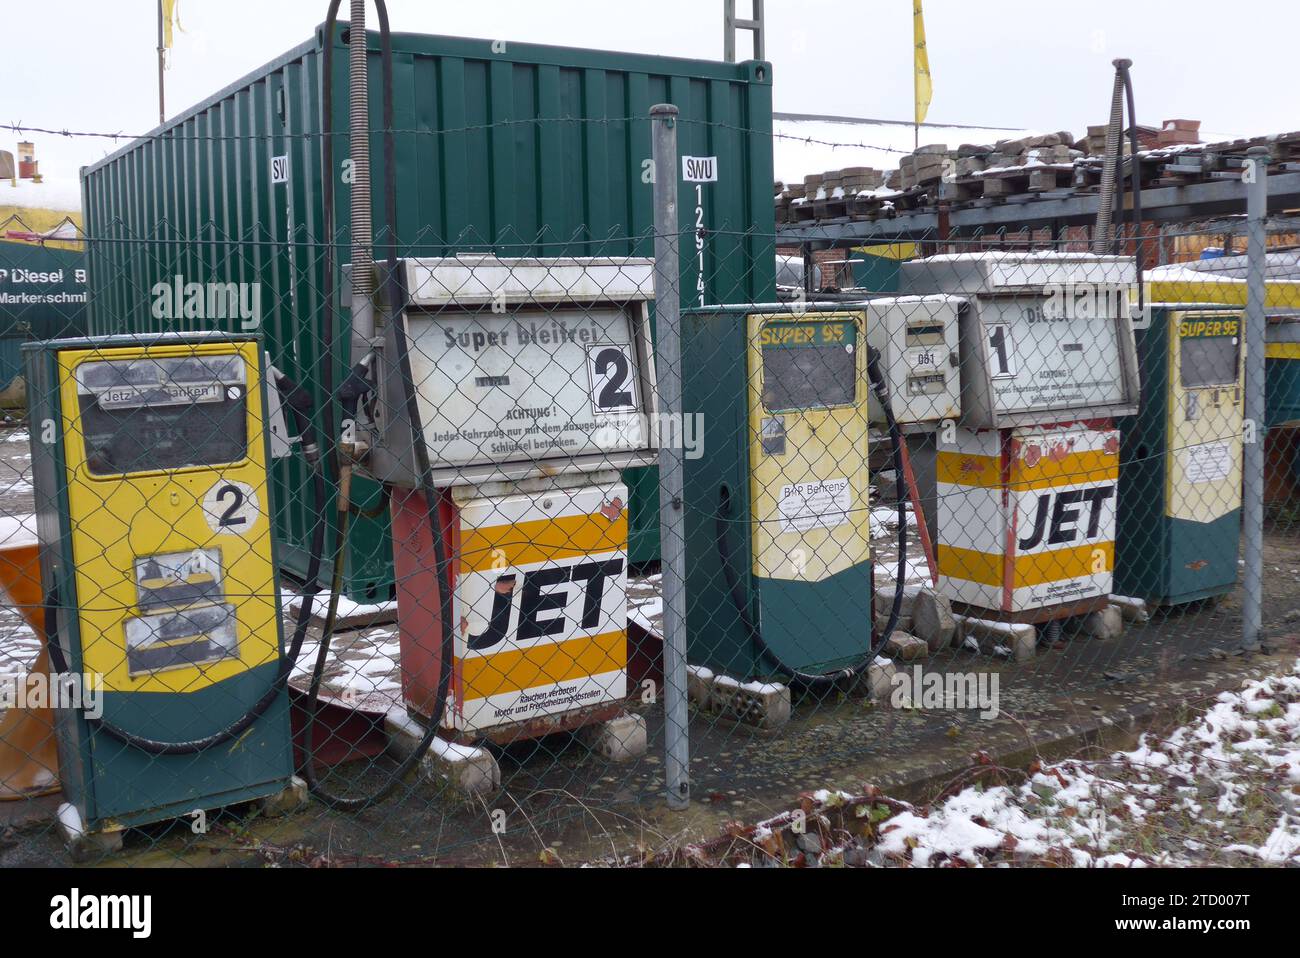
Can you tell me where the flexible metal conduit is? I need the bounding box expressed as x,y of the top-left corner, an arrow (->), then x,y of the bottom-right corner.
1092,60 -> 1128,255
348,0 -> 374,338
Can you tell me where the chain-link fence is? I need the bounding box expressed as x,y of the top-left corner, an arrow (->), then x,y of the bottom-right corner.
0,110 -> 1296,868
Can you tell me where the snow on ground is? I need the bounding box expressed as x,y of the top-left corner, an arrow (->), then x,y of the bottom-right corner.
760,659 -> 1300,867
285,592 -> 396,620
870,504 -> 918,538
291,629 -> 403,697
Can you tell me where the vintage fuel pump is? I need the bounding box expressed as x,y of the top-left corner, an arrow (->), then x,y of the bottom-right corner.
1115,305 -> 1245,606
364,256 -> 659,744
679,302 -> 916,687
900,253 -> 1141,629
25,332 -> 303,848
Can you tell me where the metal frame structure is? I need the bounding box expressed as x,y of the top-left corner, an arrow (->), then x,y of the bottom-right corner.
777,172 -> 1300,249
723,0 -> 765,62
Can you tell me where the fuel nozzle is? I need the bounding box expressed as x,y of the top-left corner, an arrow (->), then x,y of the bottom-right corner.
337,354 -> 376,463
269,367 -> 320,465
866,344 -> 890,399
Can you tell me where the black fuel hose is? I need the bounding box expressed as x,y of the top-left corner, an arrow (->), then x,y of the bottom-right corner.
42,371 -> 330,755
297,0 -> 454,811
714,344 -> 907,689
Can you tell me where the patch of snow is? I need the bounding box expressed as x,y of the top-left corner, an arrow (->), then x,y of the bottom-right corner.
0,513 -> 37,546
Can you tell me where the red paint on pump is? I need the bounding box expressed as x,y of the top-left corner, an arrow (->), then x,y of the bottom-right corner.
390,487 -> 459,724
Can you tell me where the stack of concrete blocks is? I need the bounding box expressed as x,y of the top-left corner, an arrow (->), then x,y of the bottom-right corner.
987,132 -> 1077,167
814,166 -> 887,200
895,145 -> 958,190
910,144 -> 951,186
774,166 -> 888,220
873,584 -> 958,657
840,166 -> 885,194
1081,124 -> 1113,157
1079,118 -> 1201,156
885,133 -> 1081,193
979,133 -> 1081,195
686,665 -> 792,732
861,584 -> 963,700
954,144 -> 991,178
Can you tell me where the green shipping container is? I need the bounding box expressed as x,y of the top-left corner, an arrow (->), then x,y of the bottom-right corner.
82,23 -> 776,599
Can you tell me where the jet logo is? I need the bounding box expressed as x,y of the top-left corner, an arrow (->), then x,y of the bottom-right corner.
467,558 -> 624,651
1017,485 -> 1115,551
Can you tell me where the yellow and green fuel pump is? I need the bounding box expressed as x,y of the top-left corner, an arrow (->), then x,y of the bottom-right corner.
679,302 -> 911,685
1115,305 -> 1245,605
25,331 -> 301,846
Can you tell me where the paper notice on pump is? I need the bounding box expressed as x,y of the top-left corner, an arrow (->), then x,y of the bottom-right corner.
1184,441 -> 1234,484
777,477 -> 851,533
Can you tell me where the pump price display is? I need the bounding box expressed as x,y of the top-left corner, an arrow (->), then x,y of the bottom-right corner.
405,306 -> 645,469
981,296 -> 1126,414
75,354 -> 248,475
760,320 -> 856,412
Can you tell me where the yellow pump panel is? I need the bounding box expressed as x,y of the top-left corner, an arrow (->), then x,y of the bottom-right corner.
57,340 -> 279,693
1165,311 -> 1244,524
746,311 -> 872,584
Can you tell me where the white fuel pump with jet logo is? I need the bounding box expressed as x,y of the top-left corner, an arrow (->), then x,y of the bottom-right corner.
366,256 -> 658,743
900,252 -> 1141,638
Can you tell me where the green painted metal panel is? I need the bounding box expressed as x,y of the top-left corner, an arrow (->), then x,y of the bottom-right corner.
849,252 -> 905,294
0,339 -> 23,396
82,24 -> 774,597
1267,354 -> 1300,428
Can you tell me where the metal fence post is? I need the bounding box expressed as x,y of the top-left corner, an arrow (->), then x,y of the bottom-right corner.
1242,146 -> 1268,652
651,103 -> 690,809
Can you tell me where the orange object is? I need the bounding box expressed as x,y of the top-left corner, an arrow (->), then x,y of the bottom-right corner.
0,543 -> 60,799
897,438 -> 939,587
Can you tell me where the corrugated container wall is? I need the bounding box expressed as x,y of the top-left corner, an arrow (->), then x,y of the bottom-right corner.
82,23 -> 776,599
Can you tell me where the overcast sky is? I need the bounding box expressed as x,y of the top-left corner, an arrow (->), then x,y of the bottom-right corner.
4,0 -> 1296,187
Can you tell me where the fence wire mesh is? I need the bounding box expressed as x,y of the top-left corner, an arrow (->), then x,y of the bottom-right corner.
0,113 -> 1297,868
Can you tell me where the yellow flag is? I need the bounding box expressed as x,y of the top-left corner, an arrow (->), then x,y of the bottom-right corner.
913,0 -> 933,126
161,0 -> 182,51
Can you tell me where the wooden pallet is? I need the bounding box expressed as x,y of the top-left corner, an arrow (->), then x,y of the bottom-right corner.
978,164 -> 1074,198
779,129 -> 1300,228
